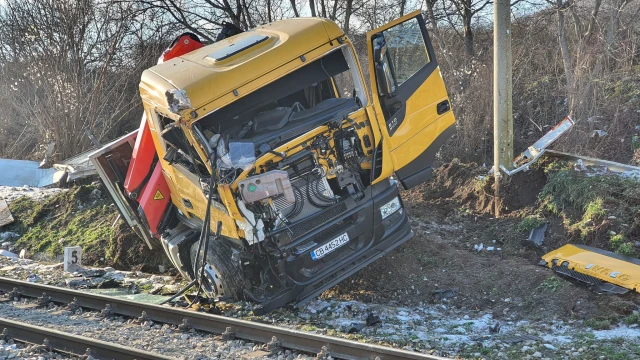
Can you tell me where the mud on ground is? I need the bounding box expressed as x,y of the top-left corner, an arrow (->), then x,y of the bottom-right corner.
324,161 -> 640,323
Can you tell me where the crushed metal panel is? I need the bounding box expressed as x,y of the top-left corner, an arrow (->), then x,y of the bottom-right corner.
0,200 -> 14,227
0,159 -> 67,187
541,244 -> 640,293
500,116 -> 574,175
55,147 -> 99,181
88,131 -> 156,249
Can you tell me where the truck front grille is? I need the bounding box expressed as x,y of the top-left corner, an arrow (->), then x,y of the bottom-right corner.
274,202 -> 347,246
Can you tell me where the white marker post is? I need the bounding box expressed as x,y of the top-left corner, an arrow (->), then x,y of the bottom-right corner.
64,246 -> 82,272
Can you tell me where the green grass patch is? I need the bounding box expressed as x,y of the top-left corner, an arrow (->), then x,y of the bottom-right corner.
616,243 -> 636,257
6,185 -> 168,270
537,276 -> 563,292
584,317 -> 612,330
540,163 -> 640,251
517,216 -> 545,232
624,313 -> 640,325
8,187 -> 117,264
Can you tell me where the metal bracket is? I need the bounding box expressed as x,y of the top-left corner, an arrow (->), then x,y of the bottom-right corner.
500,116 -> 574,176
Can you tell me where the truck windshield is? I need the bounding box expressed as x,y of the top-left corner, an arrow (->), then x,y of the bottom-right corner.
198,46 -> 364,150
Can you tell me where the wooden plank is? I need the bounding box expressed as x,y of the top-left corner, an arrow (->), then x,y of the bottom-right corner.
0,200 -> 14,227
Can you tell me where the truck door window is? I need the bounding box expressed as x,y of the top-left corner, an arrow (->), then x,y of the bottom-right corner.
372,16 -> 434,125
332,46 -> 367,107
379,18 -> 430,88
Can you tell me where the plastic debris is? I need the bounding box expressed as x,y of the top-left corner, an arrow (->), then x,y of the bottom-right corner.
523,223 -> 547,248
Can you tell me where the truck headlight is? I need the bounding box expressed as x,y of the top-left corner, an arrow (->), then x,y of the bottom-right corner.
380,197 -> 401,219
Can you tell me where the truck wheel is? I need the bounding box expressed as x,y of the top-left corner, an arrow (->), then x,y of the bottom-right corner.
190,239 -> 246,301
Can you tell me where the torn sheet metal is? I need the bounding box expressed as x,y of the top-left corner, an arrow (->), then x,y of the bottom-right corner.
540,244 -> 640,294
55,147 -> 99,181
0,200 -> 14,227
88,130 -> 156,249
500,116 -> 574,175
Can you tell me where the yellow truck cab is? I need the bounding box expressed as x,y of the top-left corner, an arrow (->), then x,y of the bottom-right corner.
97,12 -> 455,313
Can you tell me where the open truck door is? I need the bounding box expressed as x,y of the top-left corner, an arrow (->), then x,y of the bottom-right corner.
367,10 -> 456,189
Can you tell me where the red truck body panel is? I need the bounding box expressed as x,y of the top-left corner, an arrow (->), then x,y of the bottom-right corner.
124,114 -> 156,198
137,163 -> 171,236
122,33 -> 205,238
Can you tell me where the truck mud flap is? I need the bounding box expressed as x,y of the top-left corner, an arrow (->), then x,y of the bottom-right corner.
540,244 -> 640,294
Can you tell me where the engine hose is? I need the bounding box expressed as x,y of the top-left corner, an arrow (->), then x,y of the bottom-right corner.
306,175 -> 332,208
285,184 -> 304,219
313,176 -> 337,203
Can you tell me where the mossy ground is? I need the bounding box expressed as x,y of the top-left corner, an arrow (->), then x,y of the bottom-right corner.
6,185 -> 170,271
538,161 -> 640,256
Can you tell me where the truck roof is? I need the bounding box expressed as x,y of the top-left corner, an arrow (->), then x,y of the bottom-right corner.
140,18 -> 344,119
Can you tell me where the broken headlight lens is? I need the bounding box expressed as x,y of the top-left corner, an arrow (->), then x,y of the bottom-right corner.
380,197 -> 401,219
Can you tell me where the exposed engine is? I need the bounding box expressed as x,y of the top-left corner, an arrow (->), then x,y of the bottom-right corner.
214,122 -> 368,248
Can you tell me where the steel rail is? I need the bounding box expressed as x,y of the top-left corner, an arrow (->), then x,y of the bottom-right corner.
0,276 -> 448,360
0,316 -> 171,360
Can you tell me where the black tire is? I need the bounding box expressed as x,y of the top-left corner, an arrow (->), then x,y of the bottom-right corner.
190,238 -> 246,301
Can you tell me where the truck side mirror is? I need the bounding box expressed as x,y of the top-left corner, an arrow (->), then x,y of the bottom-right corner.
373,35 -> 393,97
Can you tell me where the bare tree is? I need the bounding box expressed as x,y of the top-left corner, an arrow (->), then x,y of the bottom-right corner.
442,0 -> 492,57
0,0 -> 163,160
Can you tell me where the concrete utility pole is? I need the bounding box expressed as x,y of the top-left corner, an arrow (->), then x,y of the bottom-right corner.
493,0 -> 514,218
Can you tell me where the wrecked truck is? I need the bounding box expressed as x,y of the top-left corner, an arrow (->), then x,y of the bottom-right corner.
90,12 -> 456,313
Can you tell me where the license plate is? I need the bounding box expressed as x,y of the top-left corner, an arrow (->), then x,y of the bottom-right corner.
310,233 -> 349,260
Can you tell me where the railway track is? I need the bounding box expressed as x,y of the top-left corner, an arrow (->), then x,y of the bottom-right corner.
0,276 -> 448,360
0,316 -> 171,360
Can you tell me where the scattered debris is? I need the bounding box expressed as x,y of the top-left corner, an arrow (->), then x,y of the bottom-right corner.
265,336 -> 281,353
345,322 -> 365,333
489,322 -> 501,334
178,319 -> 191,332
473,243 -> 484,252
0,249 -> 17,259
591,130 -> 608,137
99,304 -> 114,318
0,232 -> 19,241
0,200 -> 14,227
0,148 -> 96,187
497,334 -> 544,344
524,223 -> 547,248
432,288 -> 458,300
316,346 -> 331,360
365,312 -> 381,327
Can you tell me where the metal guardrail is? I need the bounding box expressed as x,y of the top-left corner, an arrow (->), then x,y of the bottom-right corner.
0,277 -> 448,360
543,150 -> 640,174
0,317 -> 171,360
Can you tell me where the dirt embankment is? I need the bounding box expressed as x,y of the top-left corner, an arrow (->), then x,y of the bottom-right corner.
325,160 -> 640,324
4,185 -> 170,272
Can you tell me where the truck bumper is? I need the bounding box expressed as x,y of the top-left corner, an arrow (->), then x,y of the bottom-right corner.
252,179 -> 413,314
